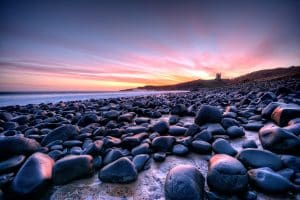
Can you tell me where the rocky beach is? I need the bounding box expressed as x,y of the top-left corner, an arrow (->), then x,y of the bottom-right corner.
0,77 -> 299,200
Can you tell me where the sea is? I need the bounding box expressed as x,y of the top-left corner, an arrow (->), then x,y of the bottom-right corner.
0,91 -> 187,107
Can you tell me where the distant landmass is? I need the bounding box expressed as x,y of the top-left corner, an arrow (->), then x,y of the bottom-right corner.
123,66 -> 300,91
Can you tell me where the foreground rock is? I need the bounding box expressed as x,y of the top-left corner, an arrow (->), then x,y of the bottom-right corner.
41,124 -> 79,146
99,157 -> 138,183
0,136 -> 41,160
248,168 -> 296,193
165,165 -> 205,200
237,149 -> 283,170
259,125 -> 300,155
207,154 -> 248,194
195,105 -> 222,125
271,104 -> 300,126
11,153 -> 54,198
52,155 -> 94,185
0,155 -> 26,174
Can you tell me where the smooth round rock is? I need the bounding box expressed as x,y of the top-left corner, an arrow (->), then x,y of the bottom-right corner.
227,126 -> 245,138
153,152 -> 166,162
0,136 -> 41,160
152,120 -> 169,134
165,165 -> 205,200
237,149 -> 283,170
152,136 -> 175,152
212,138 -> 237,156
195,105 -> 222,125
98,157 -> 138,183
207,154 -> 248,194
191,140 -> 212,154
41,124 -> 79,146
248,168 -> 295,193
172,144 -> 189,156
259,125 -> 300,155
169,125 -> 187,136
133,154 -> 151,172
271,104 -> 300,127
11,153 -> 54,198
52,155 -> 94,185
0,155 -> 26,174
131,143 -> 150,156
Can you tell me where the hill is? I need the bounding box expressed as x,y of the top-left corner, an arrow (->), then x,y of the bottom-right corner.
123,66 -> 300,91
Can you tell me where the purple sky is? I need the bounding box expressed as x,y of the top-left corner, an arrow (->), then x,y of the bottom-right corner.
0,0 -> 300,91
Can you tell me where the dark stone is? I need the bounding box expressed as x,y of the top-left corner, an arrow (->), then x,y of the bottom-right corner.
259,125 -> 300,155
98,157 -> 138,183
152,120 -> 169,134
103,149 -> 123,166
153,152 -> 166,162
122,132 -> 148,148
82,140 -> 104,156
284,123 -> 300,136
237,149 -> 283,170
134,117 -> 150,125
41,124 -> 79,146
277,168 -> 294,180
11,115 -> 30,125
193,130 -> 213,142
11,153 -> 54,197
165,165 -> 205,200
242,140 -> 258,149
3,121 -> 19,130
271,104 -> 300,126
0,112 -> 13,121
281,155 -> 300,172
119,112 -> 135,122
243,122 -> 263,131
227,126 -> 245,138
152,136 -> 175,152
103,110 -> 120,120
261,102 -> 283,120
77,113 -> 99,126
248,168 -> 295,193
195,105 -> 222,125
133,154 -> 150,172
169,115 -> 179,125
52,155 -> 94,185
171,104 -> 188,116
221,118 -> 240,129
0,155 -> 26,175
48,150 -> 64,161
103,136 -> 122,148
172,144 -> 189,156
207,123 -> 225,135
93,155 -> 103,169
212,138 -> 237,156
131,143 -> 150,156
191,140 -> 212,154
0,136 -> 41,160
63,140 -> 82,148
125,126 -> 148,134
169,125 -> 187,136
207,154 -> 248,194
185,124 -> 200,137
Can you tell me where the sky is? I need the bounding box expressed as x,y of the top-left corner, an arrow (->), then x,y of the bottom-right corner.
0,0 -> 300,91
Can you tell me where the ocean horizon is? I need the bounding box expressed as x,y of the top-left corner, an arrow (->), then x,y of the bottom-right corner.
0,90 -> 187,107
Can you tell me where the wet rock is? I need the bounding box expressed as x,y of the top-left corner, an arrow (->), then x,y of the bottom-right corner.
212,138 -> 237,156
77,113 -> 99,126
103,136 -> 122,148
48,150 -> 64,161
227,126 -> 245,138
221,118 -> 240,129
281,155 -> 300,172
185,124 -> 200,137
168,125 -> 187,136
207,154 -> 248,194
248,168 -> 295,193
242,140 -> 258,148
207,123 -> 226,135
284,123 -> 300,135
99,157 -> 138,183
261,102 -> 283,120
0,136 -> 41,160
169,115 -> 179,125
165,165 -> 205,200
133,154 -> 151,172
193,130 -> 213,142
103,110 -> 120,120
122,132 -> 148,148
63,140 -> 82,148
125,126 -> 147,134
191,140 -> 212,154
119,112 -> 135,122
131,143 -> 150,156
243,122 -> 263,131
172,144 -> 189,156
152,136 -> 175,152
11,153 -> 54,198
82,140 -> 104,156
195,105 -> 222,125
271,104 -> 300,126
0,155 -> 26,174
152,120 -> 169,134
41,124 -> 79,146
171,104 -> 188,116
277,168 -> 294,180
103,149 -> 123,165
134,117 -> 150,125
259,125 -> 300,155
0,112 -> 13,121
237,149 -> 283,170
153,152 -> 166,162
52,155 -> 94,185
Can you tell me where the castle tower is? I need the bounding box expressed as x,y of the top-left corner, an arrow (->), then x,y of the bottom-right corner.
215,73 -> 221,81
